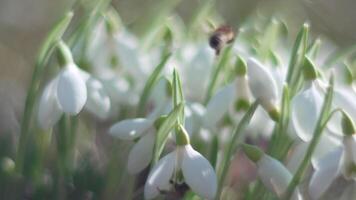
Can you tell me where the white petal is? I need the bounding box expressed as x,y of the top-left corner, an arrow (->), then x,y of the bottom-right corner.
57,64 -> 87,115
204,83 -> 236,126
127,130 -> 155,174
181,145 -> 217,199
312,134 -> 342,168
342,135 -> 356,179
84,77 -> 111,119
247,57 -> 278,111
184,103 -> 206,135
309,148 -> 342,200
291,83 -> 322,142
109,118 -> 154,140
287,142 -> 308,174
37,78 -> 63,129
257,156 -> 291,194
182,44 -> 214,101
257,155 -> 292,197
144,152 -> 176,199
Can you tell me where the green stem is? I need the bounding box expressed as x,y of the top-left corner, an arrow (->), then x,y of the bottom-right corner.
283,77 -> 335,199
137,53 -> 171,117
15,12 -> 73,174
216,101 -> 259,200
204,45 -> 233,105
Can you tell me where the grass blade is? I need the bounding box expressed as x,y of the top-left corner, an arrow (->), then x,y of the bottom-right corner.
137,53 -> 171,116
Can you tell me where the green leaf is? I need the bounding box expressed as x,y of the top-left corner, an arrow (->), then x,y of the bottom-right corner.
216,101 -> 259,200
284,75 -> 334,199
204,44 -> 233,104
307,38 -> 321,60
16,11 -> 73,173
152,103 -> 184,164
285,23 -> 309,96
172,69 -> 185,124
137,53 -> 171,116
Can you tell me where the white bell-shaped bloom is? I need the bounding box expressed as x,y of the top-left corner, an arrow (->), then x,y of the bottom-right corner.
258,155 -> 302,200
243,144 -> 302,200
127,129 -> 156,174
247,57 -> 279,120
57,63 -> 87,115
204,83 -> 236,127
309,135 -> 356,199
341,135 -> 356,180
144,144 -> 217,200
180,44 -> 214,101
109,118 -> 154,140
290,81 -> 323,142
184,103 -> 206,135
144,126 -> 217,199
84,77 -> 111,119
78,70 -> 111,119
109,117 -> 157,174
37,78 -> 63,129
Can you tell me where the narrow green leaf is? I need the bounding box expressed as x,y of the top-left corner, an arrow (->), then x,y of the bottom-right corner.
286,23 -> 309,95
284,75 -> 334,199
172,69 -> 185,124
209,134 -> 219,169
137,53 -> 171,116
204,45 -> 233,104
16,11 -> 73,173
216,101 -> 259,200
153,103 -> 184,164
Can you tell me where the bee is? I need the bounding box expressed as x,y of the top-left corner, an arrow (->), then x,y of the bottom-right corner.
209,25 -> 235,55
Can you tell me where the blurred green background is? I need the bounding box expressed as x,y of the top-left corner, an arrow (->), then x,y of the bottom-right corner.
1,0 -> 356,165
0,0 -> 355,156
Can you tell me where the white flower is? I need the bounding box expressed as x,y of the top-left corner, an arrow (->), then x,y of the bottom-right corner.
257,155 -> 302,200
57,63 -> 87,115
242,144 -> 302,200
290,81 -> 323,141
309,135 -> 356,199
79,70 -> 111,119
37,78 -> 62,129
37,41 -> 113,129
247,57 -> 279,120
109,118 -> 155,174
144,126 -> 217,200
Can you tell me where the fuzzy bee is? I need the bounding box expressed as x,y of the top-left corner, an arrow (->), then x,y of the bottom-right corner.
209,25 -> 235,55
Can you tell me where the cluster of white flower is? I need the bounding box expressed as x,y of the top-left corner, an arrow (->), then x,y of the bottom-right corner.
33,8 -> 356,200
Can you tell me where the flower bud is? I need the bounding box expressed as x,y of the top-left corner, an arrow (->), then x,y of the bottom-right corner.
342,111 -> 356,136
303,56 -> 317,81
154,115 -> 168,130
176,124 -> 190,146
57,40 -> 74,66
247,57 -> 279,121
235,55 -> 247,76
241,143 -> 263,163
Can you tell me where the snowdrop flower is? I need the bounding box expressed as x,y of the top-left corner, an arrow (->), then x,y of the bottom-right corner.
144,125 -> 217,199
109,116 -> 166,174
79,70 -> 111,119
178,43 -> 215,101
289,57 -> 323,141
242,144 -> 302,200
38,41 -> 87,129
38,41 -> 111,129
247,57 -> 279,121
309,112 -> 356,200
203,56 -> 251,127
